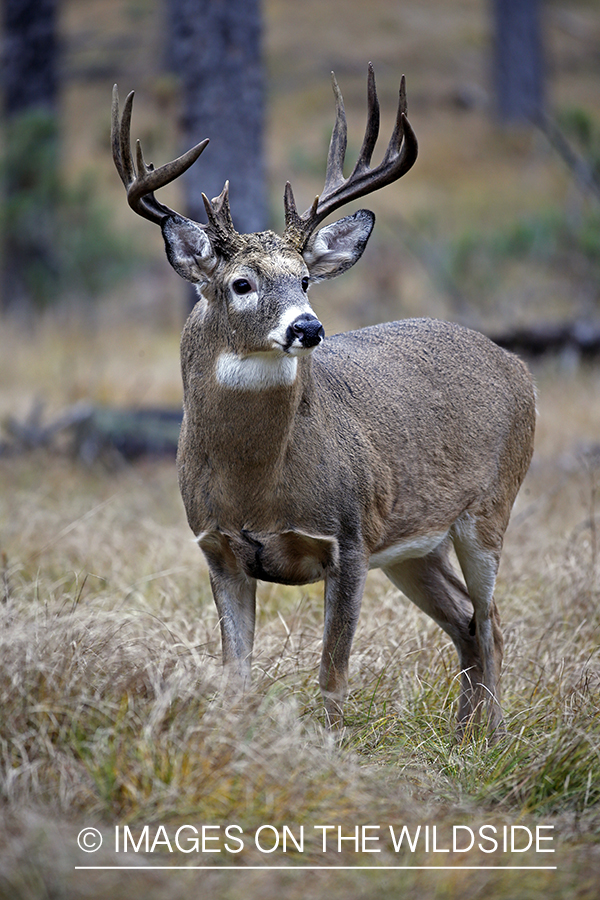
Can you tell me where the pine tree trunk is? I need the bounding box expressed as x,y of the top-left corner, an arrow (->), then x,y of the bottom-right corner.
1,0 -> 59,314
165,0 -> 267,235
3,0 -> 58,116
492,0 -> 545,124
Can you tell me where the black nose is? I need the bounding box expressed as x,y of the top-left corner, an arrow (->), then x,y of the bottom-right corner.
287,313 -> 325,349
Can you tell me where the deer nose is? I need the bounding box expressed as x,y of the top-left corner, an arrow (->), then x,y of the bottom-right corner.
287,313 -> 325,349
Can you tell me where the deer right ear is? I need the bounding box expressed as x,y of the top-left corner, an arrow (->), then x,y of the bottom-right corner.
162,215 -> 218,283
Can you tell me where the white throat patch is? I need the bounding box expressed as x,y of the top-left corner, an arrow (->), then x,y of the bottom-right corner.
215,351 -> 298,391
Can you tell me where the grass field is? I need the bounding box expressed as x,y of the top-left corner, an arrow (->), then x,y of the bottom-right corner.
1,0 -> 600,897
0,358 -> 599,897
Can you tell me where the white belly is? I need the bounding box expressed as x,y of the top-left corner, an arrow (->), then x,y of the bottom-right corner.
368,531 -> 448,570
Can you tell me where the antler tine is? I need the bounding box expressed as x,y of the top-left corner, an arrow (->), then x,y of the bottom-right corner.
198,181 -> 243,255
350,61 -> 380,177
381,74 -> 411,168
111,84 -> 209,226
111,85 -> 135,189
322,73 -> 348,195
284,182 -> 319,248
127,136 -> 210,211
283,66 -> 418,250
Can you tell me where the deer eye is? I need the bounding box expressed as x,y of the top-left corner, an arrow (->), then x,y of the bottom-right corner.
301,276 -> 309,292
232,278 -> 253,295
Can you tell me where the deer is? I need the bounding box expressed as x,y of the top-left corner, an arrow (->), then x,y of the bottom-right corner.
111,65 -> 535,739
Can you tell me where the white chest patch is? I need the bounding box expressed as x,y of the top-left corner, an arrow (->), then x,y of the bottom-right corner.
215,351 -> 298,390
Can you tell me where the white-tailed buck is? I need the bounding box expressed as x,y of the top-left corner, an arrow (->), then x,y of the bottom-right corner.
112,65 -> 535,737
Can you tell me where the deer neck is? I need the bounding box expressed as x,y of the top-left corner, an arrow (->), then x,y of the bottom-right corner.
205,372 -> 307,470
180,310 -> 315,479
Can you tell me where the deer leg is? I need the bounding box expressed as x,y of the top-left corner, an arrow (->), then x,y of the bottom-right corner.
382,540 -> 487,735
452,517 -> 505,738
208,567 -> 257,689
199,534 -> 257,690
320,558 -> 368,729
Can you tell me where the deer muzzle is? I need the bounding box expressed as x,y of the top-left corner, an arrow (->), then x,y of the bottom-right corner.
286,312 -> 325,350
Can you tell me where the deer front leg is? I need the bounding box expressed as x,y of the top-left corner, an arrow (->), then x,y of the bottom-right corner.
209,567 -> 257,689
320,556 -> 368,729
199,533 -> 257,690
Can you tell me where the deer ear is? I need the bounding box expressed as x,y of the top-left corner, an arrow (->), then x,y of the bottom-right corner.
162,215 -> 218,283
302,209 -> 374,281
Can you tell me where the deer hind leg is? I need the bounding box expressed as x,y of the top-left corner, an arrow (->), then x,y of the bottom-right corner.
382,539 -> 487,736
451,514 -> 505,739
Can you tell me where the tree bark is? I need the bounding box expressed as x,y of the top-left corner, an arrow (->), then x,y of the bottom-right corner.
1,0 -> 59,314
492,0 -> 545,124
3,0 -> 58,116
165,0 -> 267,235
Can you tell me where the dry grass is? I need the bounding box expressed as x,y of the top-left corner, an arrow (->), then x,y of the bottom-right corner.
0,362 -> 599,899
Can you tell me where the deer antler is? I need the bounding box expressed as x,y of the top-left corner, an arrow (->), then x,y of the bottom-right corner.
284,63 -> 418,250
111,85 -> 209,226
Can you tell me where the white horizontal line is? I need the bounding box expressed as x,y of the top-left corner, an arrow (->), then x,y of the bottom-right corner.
75,865 -> 557,871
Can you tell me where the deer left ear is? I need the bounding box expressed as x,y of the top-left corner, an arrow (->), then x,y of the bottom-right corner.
302,209 -> 374,281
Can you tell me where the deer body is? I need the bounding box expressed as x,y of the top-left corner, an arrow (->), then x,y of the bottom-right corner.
178,304 -> 534,730
112,67 -> 535,736
180,316 -> 532,558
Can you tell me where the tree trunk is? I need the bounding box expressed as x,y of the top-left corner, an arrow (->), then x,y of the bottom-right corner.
492,0 -> 545,125
165,0 -> 267,236
3,0 -> 58,116
1,0 -> 59,314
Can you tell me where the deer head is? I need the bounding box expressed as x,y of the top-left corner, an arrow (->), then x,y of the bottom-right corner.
112,65 -> 417,367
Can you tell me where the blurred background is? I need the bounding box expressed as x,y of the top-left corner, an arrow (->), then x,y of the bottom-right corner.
0,0 -> 599,435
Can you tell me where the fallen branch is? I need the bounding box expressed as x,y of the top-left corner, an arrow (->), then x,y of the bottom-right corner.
1,403 -> 182,462
490,320 -> 600,360
2,321 -> 599,463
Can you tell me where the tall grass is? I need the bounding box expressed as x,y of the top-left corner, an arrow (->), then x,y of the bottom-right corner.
0,386 -> 599,898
